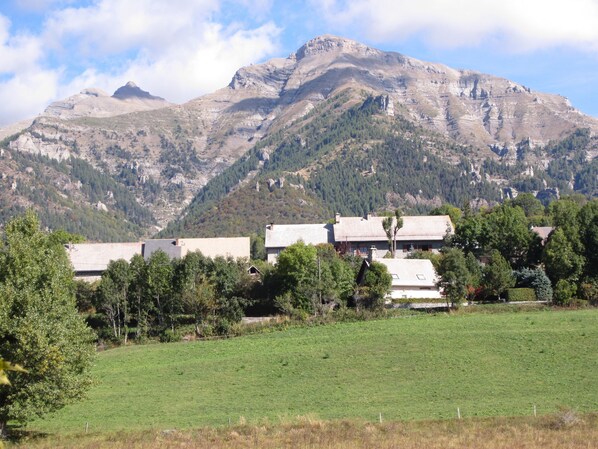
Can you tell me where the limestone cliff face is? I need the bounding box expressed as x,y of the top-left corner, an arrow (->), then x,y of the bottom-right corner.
4,35 -> 597,230
223,35 -> 597,149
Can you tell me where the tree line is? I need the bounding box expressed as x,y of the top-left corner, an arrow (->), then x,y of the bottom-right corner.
79,241 -> 391,344
432,195 -> 598,306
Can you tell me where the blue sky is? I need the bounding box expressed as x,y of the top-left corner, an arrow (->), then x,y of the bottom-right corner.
1,0 -> 597,126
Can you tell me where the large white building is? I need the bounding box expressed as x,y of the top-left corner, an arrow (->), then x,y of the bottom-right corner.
67,237 -> 250,281
265,214 -> 453,263
265,223 -> 334,263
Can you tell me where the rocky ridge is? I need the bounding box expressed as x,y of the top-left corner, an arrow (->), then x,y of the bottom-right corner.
2,35 -> 597,236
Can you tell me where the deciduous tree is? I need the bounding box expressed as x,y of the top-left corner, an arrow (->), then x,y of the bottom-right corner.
436,248 -> 470,307
0,212 -> 95,437
382,209 -> 403,257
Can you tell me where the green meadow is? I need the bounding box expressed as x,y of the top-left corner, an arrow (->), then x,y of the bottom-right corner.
30,309 -> 598,434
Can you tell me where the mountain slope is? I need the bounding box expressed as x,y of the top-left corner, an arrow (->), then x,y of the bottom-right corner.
2,35 -> 597,239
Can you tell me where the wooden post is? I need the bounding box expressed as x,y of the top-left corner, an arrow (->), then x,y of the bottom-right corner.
85,422 -> 89,433
457,408 -> 461,420
379,413 -> 383,423
533,405 -> 537,417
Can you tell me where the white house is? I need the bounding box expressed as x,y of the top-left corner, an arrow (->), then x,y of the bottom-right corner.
67,237 -> 250,282
374,257 -> 441,299
265,223 -> 334,263
143,237 -> 250,261
66,242 -> 143,282
333,214 -> 453,258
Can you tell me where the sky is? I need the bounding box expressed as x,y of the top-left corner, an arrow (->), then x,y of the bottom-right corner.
1,0 -> 598,127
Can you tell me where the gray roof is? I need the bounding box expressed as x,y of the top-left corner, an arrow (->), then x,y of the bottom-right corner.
265,223 -> 334,248
373,258 -> 438,288
66,242 -> 143,272
531,226 -> 554,243
333,215 -> 453,242
179,237 -> 250,259
143,239 -> 183,260
144,237 -> 250,260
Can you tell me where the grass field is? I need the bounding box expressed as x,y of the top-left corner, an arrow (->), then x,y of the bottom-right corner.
26,309 -> 598,435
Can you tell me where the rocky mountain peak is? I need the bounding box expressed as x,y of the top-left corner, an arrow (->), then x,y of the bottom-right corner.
112,82 -> 164,101
293,34 -> 379,61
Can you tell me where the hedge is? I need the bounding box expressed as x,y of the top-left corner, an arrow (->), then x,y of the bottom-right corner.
506,288 -> 537,302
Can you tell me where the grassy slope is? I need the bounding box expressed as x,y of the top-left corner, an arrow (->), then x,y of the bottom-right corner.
31,309 -> 598,434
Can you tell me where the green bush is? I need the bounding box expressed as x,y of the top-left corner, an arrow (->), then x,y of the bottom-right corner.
579,279 -> 598,306
159,328 -> 182,343
506,288 -> 537,302
553,279 -> 577,306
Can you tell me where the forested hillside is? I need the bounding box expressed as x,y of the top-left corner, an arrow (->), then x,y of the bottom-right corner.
0,139 -> 157,241
164,92 -> 596,237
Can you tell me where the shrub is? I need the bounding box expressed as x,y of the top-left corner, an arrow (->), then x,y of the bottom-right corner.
159,328 -> 182,343
506,288 -> 537,302
514,268 -> 553,301
579,278 -> 598,306
553,279 -> 577,306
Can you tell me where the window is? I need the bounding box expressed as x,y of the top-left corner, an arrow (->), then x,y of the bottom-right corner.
416,274 -> 426,280
392,273 -> 400,279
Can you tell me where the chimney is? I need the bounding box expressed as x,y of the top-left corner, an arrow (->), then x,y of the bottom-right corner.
368,246 -> 378,262
269,222 -> 274,230
366,212 -> 373,220
335,213 -> 340,223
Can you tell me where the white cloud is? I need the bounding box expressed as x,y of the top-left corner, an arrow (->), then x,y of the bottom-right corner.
63,21 -> 281,103
0,1 -> 281,126
0,15 -> 43,74
118,23 -> 281,102
43,0 -> 222,55
0,70 -> 60,126
313,0 -> 598,52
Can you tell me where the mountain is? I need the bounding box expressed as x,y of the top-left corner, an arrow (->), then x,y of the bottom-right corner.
42,81 -> 171,120
1,36 -> 597,240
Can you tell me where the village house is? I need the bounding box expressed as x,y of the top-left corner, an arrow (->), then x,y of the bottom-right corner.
264,214 -> 453,263
65,242 -> 143,282
143,237 -> 250,261
333,213 -> 453,258
67,237 -> 250,281
356,249 -> 442,301
265,223 -> 334,263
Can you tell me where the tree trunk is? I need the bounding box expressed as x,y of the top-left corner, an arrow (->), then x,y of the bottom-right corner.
116,301 -> 121,339
0,419 -> 7,440
137,294 -> 142,339
155,294 -> 164,326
